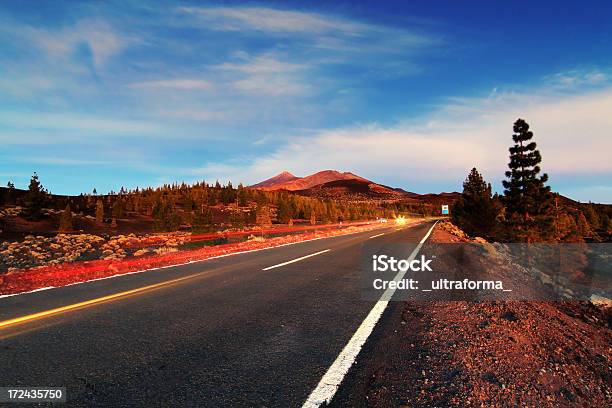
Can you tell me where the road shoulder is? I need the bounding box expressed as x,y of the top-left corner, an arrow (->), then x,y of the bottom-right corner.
329,222 -> 612,407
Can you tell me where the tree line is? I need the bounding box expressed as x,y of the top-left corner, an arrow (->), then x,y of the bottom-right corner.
1,175 -> 431,232
452,118 -> 611,242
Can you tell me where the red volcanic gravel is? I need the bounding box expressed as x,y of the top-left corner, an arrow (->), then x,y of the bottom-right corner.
331,222 -> 611,407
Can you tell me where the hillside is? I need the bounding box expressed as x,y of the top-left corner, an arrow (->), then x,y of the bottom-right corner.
417,192 -> 462,205
249,170 -> 459,205
331,221 -> 612,407
249,170 -> 370,191
249,171 -> 298,189
294,179 -> 408,201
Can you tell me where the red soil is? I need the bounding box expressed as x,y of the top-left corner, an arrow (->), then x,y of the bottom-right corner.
330,222 -> 612,407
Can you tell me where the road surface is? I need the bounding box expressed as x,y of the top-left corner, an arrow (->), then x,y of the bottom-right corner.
0,221 -> 435,407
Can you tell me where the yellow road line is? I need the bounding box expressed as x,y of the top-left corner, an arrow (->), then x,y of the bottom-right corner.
0,223 -> 422,331
0,272 -> 201,330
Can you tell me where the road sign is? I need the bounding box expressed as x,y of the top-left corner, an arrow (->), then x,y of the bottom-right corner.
441,204 -> 449,215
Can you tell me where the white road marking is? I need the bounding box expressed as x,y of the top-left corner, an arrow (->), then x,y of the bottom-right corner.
302,221 -> 438,408
421,289 -> 432,292
368,233 -> 385,239
261,249 -> 331,271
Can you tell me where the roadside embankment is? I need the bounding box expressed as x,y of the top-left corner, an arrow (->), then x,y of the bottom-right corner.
331,221 -> 611,407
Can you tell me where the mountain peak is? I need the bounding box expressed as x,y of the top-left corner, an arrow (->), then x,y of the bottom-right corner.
250,169 -> 372,191
249,171 -> 299,189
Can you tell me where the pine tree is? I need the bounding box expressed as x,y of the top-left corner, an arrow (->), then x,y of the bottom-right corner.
575,212 -> 592,237
256,205 -> 272,227
600,213 -> 610,233
112,198 -> 124,219
208,189 -> 217,206
502,119 -> 554,242
5,181 -> 15,205
96,199 -> 105,223
583,204 -> 600,230
192,207 -> 213,232
59,202 -> 73,232
276,196 -> 291,224
152,199 -> 180,231
452,168 -> 499,238
237,183 -> 248,206
22,172 -> 46,220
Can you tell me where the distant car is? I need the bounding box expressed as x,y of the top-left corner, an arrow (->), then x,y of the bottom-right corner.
378,218 -> 387,223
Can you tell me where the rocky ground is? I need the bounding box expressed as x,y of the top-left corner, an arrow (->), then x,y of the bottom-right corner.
331,221 -> 611,407
0,221 -> 389,273
0,232 -> 190,272
0,221 -> 391,295
1,205 -> 391,273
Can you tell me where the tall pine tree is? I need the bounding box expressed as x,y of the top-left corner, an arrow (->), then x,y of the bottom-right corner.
502,119 -> 554,242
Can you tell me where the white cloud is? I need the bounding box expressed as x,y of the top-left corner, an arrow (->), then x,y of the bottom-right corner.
171,6 -> 441,99
545,68 -> 608,89
16,156 -> 115,166
0,75 -> 56,98
194,81 -> 612,200
0,112 -> 158,135
130,79 -> 213,91
23,19 -> 129,68
232,74 -> 310,96
153,108 -> 227,122
186,162 -> 249,183
178,6 -> 365,35
178,6 -> 439,55
215,54 -> 312,96
217,56 -> 305,75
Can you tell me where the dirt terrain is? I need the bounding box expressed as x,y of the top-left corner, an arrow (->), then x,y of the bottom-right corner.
0,221 -> 391,295
331,222 -> 611,407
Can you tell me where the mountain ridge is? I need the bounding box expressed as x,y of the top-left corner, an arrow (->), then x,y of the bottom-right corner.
250,170 -> 371,191
249,171 -> 299,189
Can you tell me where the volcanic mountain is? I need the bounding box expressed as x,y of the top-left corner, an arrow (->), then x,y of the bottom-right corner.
249,170 -> 463,203
250,170 -> 371,191
249,170 -> 413,201
249,171 -> 299,189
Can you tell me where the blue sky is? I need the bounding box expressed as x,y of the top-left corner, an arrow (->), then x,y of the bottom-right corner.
1,1 -> 611,202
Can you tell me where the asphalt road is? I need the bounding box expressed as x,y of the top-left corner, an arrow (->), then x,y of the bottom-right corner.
0,221 -> 435,407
